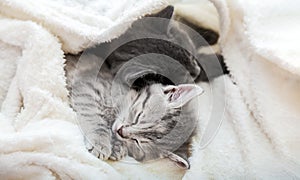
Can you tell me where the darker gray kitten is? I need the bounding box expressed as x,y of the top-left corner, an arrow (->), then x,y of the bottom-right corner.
65,5 -> 224,169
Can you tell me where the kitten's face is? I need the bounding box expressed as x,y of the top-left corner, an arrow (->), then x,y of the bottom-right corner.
112,83 -> 203,168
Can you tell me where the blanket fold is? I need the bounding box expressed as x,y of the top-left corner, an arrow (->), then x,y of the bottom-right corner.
0,17 -> 121,179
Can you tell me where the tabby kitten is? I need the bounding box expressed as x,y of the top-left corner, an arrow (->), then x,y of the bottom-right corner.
66,54 -> 203,169
112,83 -> 203,168
66,5 -> 224,169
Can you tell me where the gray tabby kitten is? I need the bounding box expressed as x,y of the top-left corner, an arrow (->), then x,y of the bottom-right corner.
65,5 -> 213,169
66,55 -> 203,169
113,83 -> 203,167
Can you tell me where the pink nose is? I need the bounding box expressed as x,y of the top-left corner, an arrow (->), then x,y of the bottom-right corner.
117,126 -> 125,138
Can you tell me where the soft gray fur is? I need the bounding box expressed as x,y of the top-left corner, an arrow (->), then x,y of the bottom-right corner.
64,5 -> 222,169
66,55 -> 202,169
113,83 -> 202,165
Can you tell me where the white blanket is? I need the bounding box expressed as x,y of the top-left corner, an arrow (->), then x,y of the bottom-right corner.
180,0 -> 300,179
0,0 -> 299,179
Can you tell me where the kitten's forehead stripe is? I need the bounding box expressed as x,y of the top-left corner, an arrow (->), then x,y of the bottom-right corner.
132,111 -> 143,125
132,92 -> 142,107
142,87 -> 151,108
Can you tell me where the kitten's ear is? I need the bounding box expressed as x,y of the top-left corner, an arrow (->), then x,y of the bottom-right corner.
164,151 -> 190,169
148,5 -> 174,19
163,84 -> 204,108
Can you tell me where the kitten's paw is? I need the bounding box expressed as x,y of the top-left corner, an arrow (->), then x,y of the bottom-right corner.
85,138 -> 112,160
91,144 -> 112,160
109,140 -> 127,161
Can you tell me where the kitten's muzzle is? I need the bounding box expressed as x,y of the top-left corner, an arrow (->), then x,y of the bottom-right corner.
117,126 -> 125,138
117,125 -> 140,139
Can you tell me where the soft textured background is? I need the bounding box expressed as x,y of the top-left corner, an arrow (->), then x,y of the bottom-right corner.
0,0 -> 299,179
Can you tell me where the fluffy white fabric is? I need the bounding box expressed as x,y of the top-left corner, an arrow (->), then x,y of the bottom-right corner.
0,0 -> 299,179
184,0 -> 300,179
0,17 -> 121,179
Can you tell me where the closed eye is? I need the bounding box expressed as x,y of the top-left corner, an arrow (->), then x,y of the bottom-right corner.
164,90 -> 175,101
132,138 -> 142,147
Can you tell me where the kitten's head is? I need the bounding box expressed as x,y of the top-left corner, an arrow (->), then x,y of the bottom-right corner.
112,83 -> 203,169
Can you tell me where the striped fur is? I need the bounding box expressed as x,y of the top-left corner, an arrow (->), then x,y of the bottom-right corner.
66,58 -> 199,167
64,5 -> 224,169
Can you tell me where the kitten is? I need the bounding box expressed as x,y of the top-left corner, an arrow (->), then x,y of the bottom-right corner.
66,55 -> 203,169
112,83 -> 203,168
65,5 -> 225,169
